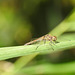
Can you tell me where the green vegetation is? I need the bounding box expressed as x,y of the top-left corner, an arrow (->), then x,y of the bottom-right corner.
0,0 -> 75,75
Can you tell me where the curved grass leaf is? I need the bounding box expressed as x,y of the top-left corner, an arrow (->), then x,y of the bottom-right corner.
0,41 -> 75,60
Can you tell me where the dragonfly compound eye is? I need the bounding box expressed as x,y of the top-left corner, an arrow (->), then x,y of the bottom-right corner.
53,36 -> 57,41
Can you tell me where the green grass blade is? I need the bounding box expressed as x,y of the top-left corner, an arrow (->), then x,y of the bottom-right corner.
50,9 -> 75,36
0,41 -> 75,60
67,22 -> 75,32
14,53 -> 38,72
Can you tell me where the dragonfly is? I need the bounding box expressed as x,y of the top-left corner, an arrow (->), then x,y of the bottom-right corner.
25,34 -> 57,49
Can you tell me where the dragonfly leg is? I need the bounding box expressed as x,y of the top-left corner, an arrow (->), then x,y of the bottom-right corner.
49,42 -> 54,50
36,40 -> 42,50
43,39 -> 46,44
50,41 -> 56,45
48,39 -> 55,50
36,39 -> 46,50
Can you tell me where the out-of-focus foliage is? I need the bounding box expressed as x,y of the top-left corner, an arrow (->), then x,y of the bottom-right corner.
0,0 -> 74,46
0,0 -> 75,75
0,0 -> 33,46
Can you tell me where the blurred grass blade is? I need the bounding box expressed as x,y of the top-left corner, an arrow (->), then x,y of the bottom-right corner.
14,53 -> 38,72
19,61 -> 75,74
50,9 -> 75,36
67,22 -> 75,32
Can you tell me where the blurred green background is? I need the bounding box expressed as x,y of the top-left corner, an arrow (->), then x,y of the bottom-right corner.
0,0 -> 74,46
0,0 -> 75,75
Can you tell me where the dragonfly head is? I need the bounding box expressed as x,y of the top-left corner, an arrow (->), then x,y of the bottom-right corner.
52,36 -> 57,41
